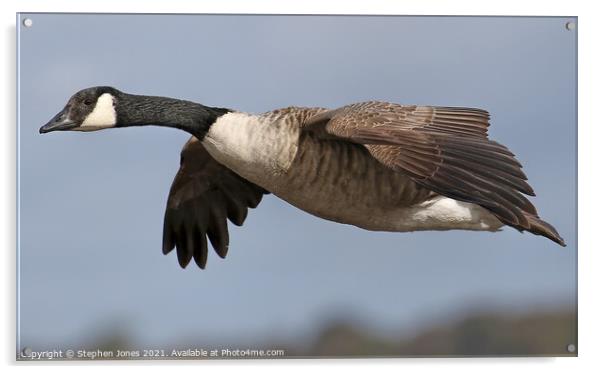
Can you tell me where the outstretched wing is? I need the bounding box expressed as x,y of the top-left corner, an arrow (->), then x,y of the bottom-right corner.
163,136 -> 268,269
304,102 -> 565,246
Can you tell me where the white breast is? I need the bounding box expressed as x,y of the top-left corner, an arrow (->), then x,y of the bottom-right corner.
202,112 -> 300,181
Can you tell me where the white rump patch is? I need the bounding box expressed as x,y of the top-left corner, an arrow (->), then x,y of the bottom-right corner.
409,196 -> 503,231
80,93 -> 117,130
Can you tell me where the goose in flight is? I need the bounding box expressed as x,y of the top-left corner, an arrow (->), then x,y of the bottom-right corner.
40,87 -> 565,269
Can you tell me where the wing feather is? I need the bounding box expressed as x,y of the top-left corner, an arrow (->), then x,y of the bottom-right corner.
304,102 -> 564,246
163,136 -> 268,269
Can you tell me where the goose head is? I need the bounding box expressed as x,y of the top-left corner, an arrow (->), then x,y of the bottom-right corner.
40,86 -> 229,139
40,86 -> 121,133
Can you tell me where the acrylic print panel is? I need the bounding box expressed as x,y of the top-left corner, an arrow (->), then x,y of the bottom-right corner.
17,14 -> 577,360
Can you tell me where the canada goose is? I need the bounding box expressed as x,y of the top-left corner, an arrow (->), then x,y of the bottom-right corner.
40,86 -> 565,269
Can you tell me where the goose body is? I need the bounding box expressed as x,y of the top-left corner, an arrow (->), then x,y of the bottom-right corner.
204,109 -> 501,232
40,87 -> 565,269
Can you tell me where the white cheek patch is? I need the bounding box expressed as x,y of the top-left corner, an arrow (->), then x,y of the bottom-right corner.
81,93 -> 117,129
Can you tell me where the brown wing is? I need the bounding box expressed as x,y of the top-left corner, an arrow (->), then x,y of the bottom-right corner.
304,102 -> 565,246
163,136 -> 268,269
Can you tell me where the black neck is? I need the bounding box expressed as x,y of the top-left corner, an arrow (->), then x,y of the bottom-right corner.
114,93 -> 230,139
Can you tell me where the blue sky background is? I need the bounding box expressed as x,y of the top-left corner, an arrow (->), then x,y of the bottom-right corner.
17,14 -> 576,352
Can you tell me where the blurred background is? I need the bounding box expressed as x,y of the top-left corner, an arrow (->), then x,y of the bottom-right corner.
17,14 -> 576,358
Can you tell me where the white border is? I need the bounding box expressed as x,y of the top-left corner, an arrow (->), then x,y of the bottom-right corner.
2,0 -> 598,373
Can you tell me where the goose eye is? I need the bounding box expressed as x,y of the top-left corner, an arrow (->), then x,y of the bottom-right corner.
83,99 -> 93,106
